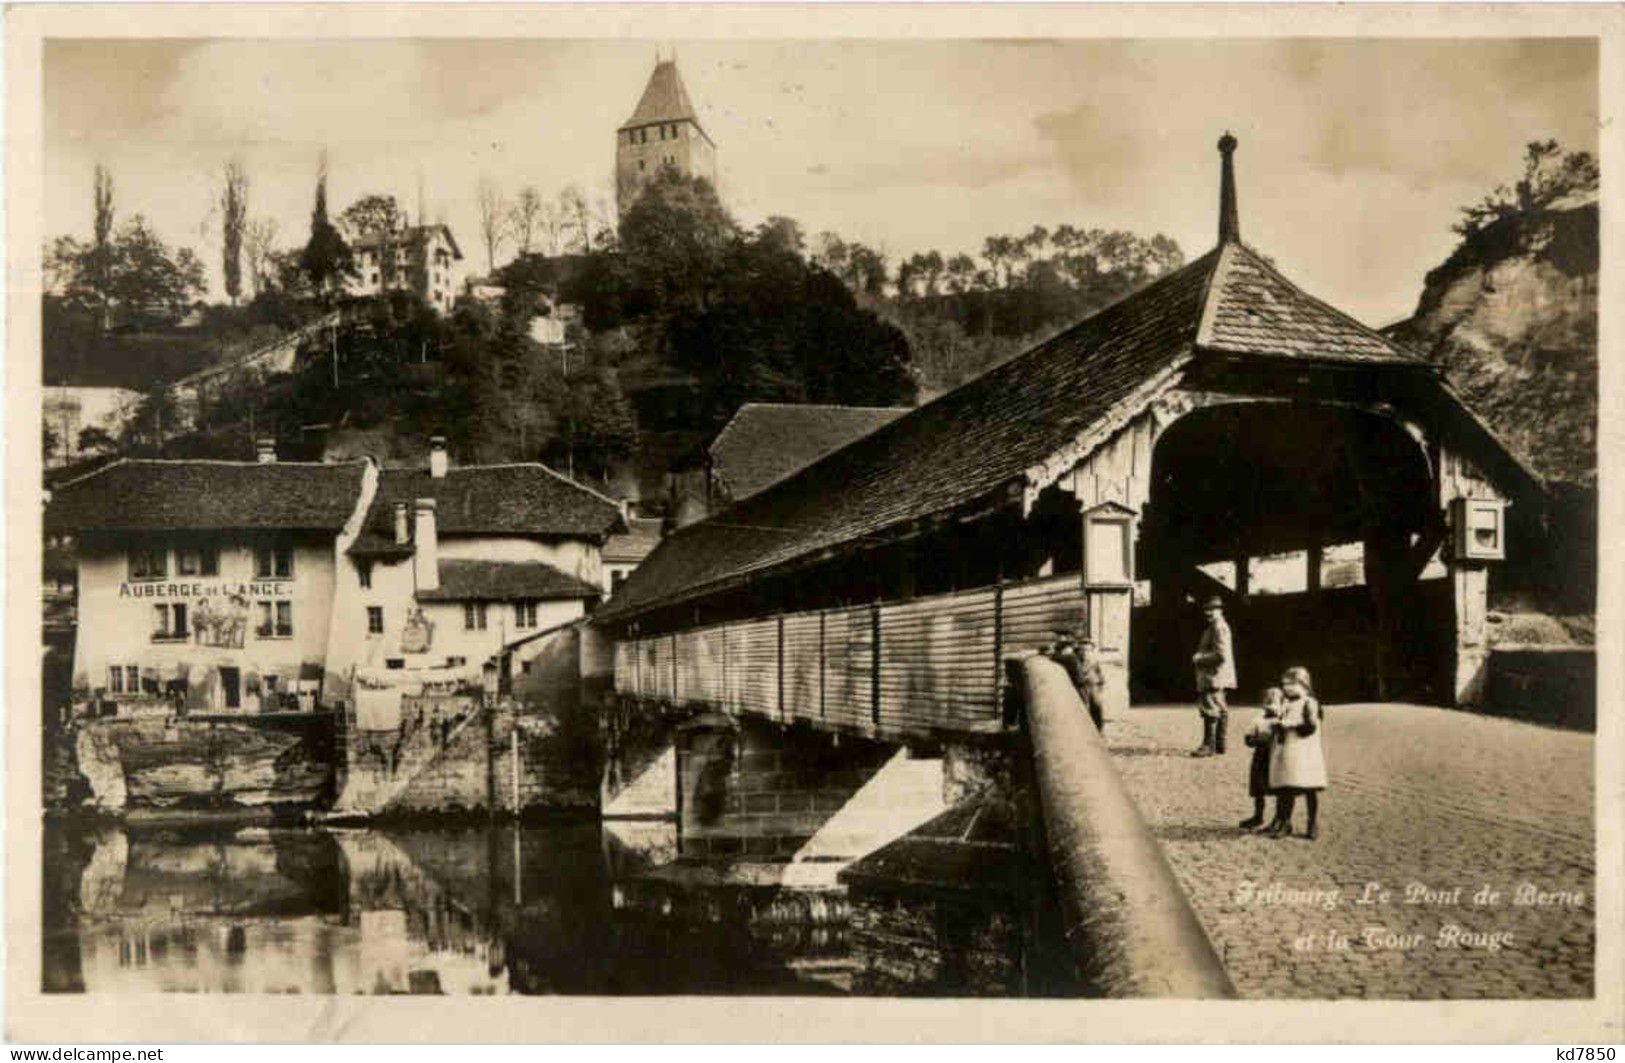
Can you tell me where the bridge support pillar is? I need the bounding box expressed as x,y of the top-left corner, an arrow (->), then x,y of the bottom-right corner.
676,715 -> 902,863
1450,561 -> 1491,706
600,703 -> 679,819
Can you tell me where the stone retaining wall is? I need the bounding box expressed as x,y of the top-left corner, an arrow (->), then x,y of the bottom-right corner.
62,713 -> 335,812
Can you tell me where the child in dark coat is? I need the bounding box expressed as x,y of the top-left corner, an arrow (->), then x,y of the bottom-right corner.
1239,686 -> 1282,829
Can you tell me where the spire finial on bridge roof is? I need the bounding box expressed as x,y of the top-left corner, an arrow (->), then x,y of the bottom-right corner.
1217,131 -> 1240,245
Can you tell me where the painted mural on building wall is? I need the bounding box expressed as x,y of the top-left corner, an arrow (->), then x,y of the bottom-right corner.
191,593 -> 251,649
401,607 -> 434,654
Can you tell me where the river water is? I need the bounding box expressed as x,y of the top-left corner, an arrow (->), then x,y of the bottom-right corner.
42,818 -> 897,995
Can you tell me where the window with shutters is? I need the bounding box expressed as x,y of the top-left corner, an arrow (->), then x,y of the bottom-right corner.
152,603 -> 188,641
128,548 -> 167,581
176,547 -> 218,576
255,544 -> 294,579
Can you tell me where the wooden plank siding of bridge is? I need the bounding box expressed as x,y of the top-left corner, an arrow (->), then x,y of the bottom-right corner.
612,572 -> 1092,741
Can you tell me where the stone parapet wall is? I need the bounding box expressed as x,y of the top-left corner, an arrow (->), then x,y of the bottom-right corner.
1482,647 -> 1595,731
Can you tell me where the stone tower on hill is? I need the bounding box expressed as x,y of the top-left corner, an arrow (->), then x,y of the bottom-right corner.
616,56 -> 718,215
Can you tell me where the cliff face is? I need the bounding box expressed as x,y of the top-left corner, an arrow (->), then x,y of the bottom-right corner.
1388,197 -> 1598,487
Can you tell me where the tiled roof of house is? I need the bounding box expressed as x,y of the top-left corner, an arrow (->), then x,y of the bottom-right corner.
350,224 -> 464,261
709,403 -> 911,501
415,560 -> 602,602
621,59 -> 704,133
603,516 -> 666,564
348,464 -> 625,556
45,459 -> 370,533
599,237 -> 1436,623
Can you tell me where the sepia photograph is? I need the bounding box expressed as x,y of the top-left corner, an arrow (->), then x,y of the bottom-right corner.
7,5 -> 1620,1043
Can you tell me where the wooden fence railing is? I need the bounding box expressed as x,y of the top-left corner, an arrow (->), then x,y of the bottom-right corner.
612,572 -> 1088,739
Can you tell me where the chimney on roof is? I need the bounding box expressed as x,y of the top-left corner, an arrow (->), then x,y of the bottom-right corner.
256,438 -> 276,463
393,501 -> 410,545
429,435 -> 448,479
1218,131 -> 1240,244
413,497 -> 439,592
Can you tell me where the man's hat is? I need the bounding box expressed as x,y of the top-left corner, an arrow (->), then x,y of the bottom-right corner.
1201,596 -> 1225,610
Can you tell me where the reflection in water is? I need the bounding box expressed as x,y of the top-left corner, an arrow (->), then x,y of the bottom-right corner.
43,819 -> 856,995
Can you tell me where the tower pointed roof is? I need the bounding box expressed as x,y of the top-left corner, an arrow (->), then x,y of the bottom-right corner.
620,58 -> 703,133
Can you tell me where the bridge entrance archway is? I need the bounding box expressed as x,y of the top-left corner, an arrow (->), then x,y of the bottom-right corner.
1132,401 -> 1448,705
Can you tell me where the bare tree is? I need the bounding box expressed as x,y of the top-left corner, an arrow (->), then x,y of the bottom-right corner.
558,185 -> 592,253
508,186 -> 544,256
476,177 -> 509,274
538,199 -> 568,256
221,159 -> 250,305
244,217 -> 280,297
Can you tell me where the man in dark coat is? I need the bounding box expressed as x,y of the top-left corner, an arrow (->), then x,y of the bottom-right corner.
1190,596 -> 1236,757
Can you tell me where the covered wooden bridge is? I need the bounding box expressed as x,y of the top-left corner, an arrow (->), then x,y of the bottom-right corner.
596,135 -> 1545,742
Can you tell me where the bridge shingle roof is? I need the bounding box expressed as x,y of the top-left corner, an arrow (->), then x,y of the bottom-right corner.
708,403 -> 911,501
598,240 -> 1430,624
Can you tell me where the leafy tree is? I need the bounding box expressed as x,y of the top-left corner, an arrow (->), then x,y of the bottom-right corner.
76,425 -> 118,456
121,380 -> 182,452
340,193 -> 409,288
917,250 -> 944,297
755,216 -> 806,258
810,232 -> 849,278
618,165 -> 736,312
983,234 -> 1018,287
846,242 -> 888,297
1456,139 -> 1598,238
548,367 -> 637,481
562,246 -> 639,332
221,159 -> 249,305
298,162 -> 354,300
339,194 -> 407,241
664,224 -> 914,419
245,247 -> 317,329
944,253 -> 977,294
48,215 -> 206,327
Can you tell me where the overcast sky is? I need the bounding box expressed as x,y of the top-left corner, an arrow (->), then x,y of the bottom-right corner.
45,37 -> 1597,324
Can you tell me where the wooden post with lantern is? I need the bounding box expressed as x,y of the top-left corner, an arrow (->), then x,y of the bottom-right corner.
1081,501 -> 1137,719
1440,448 -> 1509,706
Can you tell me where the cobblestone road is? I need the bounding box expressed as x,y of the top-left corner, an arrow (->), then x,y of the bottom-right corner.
1105,704 -> 1594,999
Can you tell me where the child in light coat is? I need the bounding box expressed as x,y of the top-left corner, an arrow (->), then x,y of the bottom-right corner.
1239,687 -> 1283,830
1267,666 -> 1327,840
